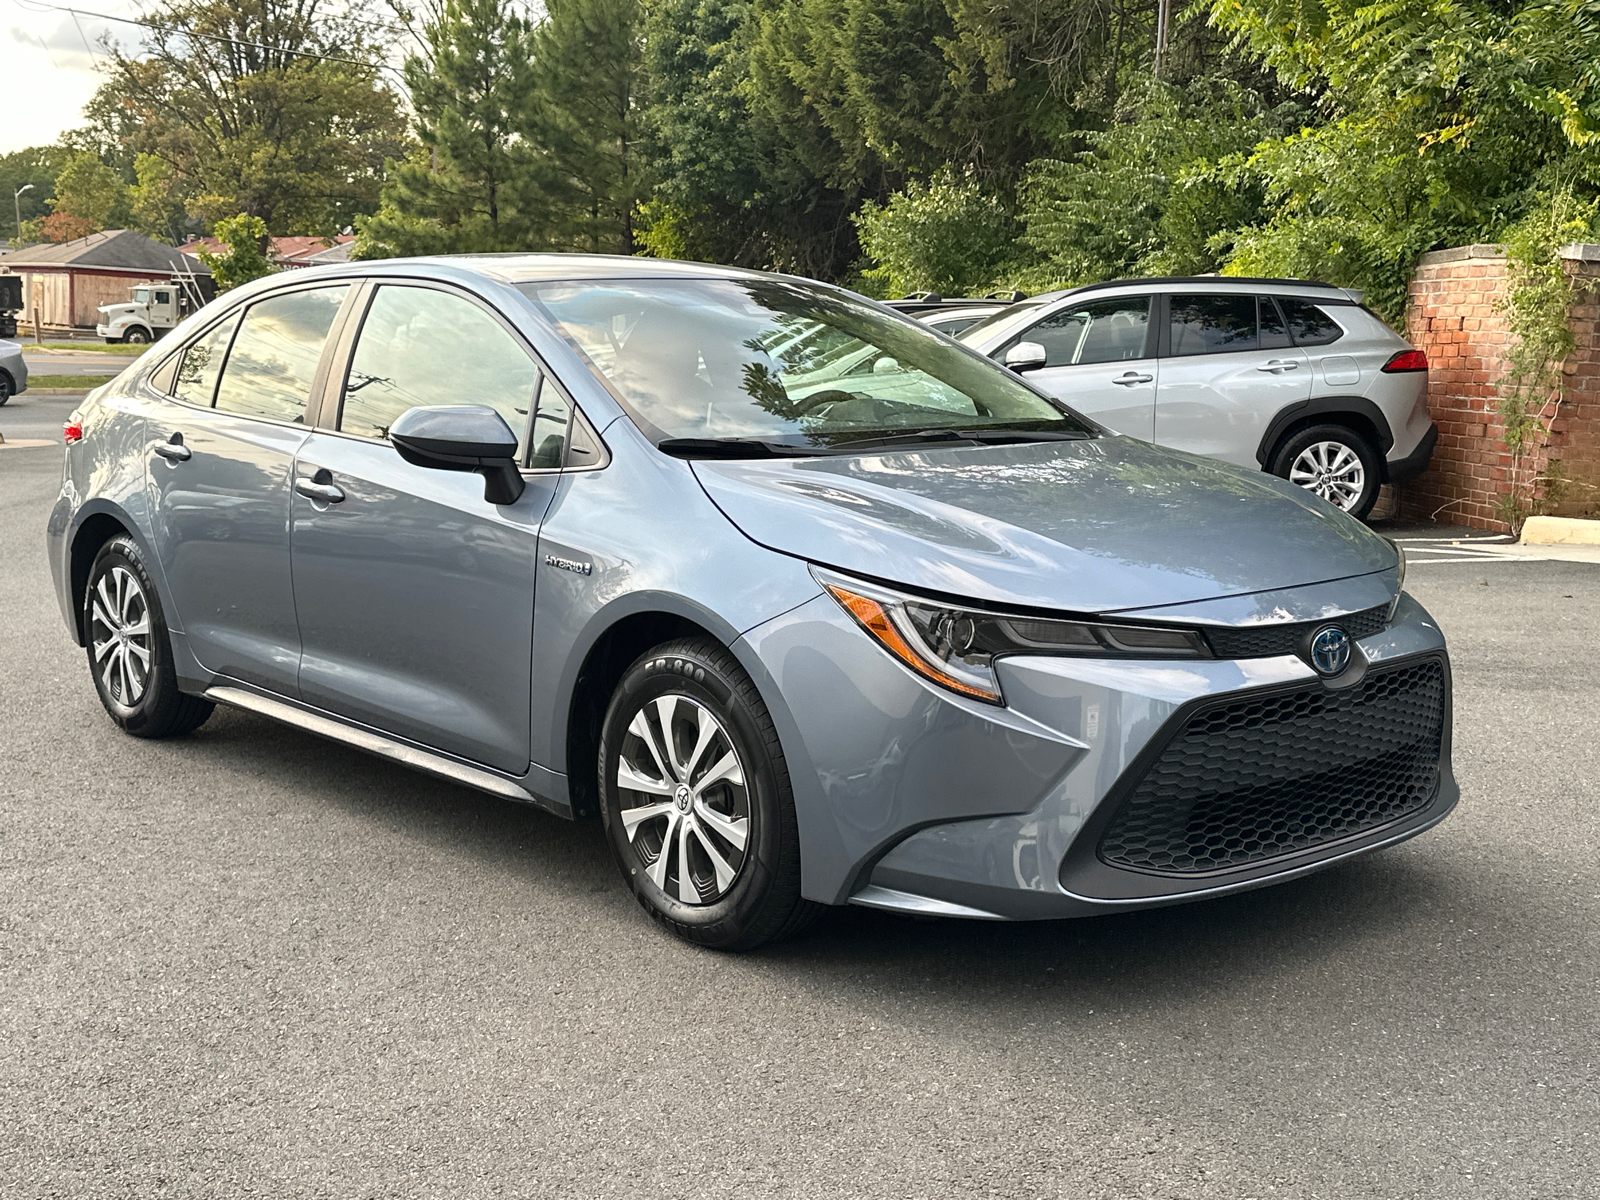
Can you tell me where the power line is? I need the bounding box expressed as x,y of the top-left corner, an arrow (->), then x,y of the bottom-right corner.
13,0 -> 412,81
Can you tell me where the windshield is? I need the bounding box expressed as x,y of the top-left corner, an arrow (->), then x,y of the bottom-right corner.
956,299 -> 1050,348
519,277 -> 1089,447
133,288 -> 149,305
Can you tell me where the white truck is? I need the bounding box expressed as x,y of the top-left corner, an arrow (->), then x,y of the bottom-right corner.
96,283 -> 193,344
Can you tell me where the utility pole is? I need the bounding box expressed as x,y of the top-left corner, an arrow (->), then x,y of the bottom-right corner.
13,183 -> 33,243
1154,0 -> 1170,79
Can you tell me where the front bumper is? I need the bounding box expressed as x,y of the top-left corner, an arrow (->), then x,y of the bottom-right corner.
740,590 -> 1454,919
95,324 -> 120,340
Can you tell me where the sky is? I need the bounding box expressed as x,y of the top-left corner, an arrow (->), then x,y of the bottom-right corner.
4,1 -> 140,154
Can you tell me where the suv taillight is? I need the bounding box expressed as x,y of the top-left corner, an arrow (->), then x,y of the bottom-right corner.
1381,349 -> 1428,373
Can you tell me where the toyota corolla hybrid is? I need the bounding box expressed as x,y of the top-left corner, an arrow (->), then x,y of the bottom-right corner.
47,256 -> 1457,949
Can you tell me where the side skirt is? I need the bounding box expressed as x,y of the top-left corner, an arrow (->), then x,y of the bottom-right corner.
202,684 -> 572,819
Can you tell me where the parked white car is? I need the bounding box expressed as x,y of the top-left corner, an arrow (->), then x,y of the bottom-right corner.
959,277 -> 1437,519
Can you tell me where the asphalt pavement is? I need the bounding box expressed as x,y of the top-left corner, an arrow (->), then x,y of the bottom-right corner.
2,388 -> 1598,1198
19,346 -> 130,378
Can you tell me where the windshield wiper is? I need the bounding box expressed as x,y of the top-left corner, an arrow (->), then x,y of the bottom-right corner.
656,437 -> 840,459
831,428 -> 1093,451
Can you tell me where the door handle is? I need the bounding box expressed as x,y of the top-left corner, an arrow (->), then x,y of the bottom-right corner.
295,477 -> 346,504
153,432 -> 190,462
1112,372 -> 1154,386
1257,359 -> 1299,372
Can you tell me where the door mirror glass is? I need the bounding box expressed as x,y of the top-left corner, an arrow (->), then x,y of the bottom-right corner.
390,404 -> 526,505
1004,341 -> 1048,371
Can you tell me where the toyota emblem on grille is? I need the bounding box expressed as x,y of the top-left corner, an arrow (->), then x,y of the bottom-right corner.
1309,626 -> 1351,676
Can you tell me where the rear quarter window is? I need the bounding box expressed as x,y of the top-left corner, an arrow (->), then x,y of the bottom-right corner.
1280,299 -> 1345,347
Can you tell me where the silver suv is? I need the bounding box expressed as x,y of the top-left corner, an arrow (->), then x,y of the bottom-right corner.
959,277 -> 1437,520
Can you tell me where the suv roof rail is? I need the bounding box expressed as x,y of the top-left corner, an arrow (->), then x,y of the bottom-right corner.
1068,275 -> 1345,295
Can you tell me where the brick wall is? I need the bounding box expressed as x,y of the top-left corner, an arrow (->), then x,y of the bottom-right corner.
1399,243 -> 1600,529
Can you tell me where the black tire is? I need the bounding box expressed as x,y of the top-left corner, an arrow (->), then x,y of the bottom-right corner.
0,374 -> 11,406
1270,423 -> 1382,521
598,637 -> 820,951
84,536 -> 214,738
123,327 -> 151,345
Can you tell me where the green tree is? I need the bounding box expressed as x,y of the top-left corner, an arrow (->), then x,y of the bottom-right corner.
197,213 -> 275,289
1017,79 -> 1301,290
89,0 -> 409,235
1202,0 -> 1600,318
528,0 -> 647,253
48,151 -> 133,232
0,146 -> 66,242
129,154 -> 189,242
357,0 -> 542,256
853,170 -> 1017,295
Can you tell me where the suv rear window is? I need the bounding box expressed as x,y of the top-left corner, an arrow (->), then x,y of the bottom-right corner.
1279,299 -> 1344,346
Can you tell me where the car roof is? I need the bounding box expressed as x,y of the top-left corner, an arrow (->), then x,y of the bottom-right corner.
1032,276 -> 1364,304
408,252 -> 771,285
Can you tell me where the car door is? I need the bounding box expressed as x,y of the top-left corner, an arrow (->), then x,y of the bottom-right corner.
146,283 -> 351,693
1000,294 -> 1157,439
1153,294 -> 1312,467
289,282 -> 566,774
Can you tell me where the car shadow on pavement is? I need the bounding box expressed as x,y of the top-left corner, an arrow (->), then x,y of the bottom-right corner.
179,704 -> 1463,1010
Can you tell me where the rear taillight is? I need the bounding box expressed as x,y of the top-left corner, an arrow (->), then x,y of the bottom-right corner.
1381,349 -> 1428,373
63,419 -> 83,444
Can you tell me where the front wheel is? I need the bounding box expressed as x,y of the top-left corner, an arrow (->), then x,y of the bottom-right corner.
598,637 -> 819,951
122,327 -> 151,345
85,536 -> 214,737
0,375 -> 11,406
1271,424 -> 1382,520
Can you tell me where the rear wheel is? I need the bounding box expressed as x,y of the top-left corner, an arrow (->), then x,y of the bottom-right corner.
1271,424 -> 1382,520
85,536 -> 213,737
0,374 -> 11,406
598,637 -> 819,951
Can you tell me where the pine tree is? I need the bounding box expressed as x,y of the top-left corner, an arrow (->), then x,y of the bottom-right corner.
528,0 -> 646,254
358,0 -> 543,255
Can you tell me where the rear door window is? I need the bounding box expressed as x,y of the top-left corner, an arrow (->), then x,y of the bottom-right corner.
214,286 -> 349,423
1024,295 -> 1151,366
172,312 -> 240,406
1279,299 -> 1345,346
1169,294 -> 1257,355
339,285 -> 539,456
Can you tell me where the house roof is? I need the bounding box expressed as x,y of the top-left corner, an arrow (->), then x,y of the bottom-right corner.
178,233 -> 354,267
3,229 -> 210,275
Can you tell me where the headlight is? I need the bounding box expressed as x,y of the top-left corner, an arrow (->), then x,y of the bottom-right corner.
814,567 -> 1210,705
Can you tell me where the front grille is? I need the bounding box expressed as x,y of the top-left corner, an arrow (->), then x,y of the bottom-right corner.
1097,658 -> 1445,875
1204,605 -> 1389,659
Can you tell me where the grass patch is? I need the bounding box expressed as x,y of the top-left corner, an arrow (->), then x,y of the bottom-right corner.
33,341 -> 146,355
29,374 -> 113,390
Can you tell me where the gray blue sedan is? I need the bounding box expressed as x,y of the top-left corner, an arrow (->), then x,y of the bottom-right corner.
46,255 -> 1456,949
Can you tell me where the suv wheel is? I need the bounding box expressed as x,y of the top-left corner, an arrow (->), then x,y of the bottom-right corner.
1272,424 -> 1381,520
85,536 -> 214,737
598,637 -> 819,951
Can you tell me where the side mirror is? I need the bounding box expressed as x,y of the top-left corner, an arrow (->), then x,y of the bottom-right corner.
390,405 -> 525,505
1003,341 -> 1048,372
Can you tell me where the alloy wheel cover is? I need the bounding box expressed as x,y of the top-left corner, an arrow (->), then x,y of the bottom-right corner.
1289,440 -> 1366,512
616,693 -> 752,906
90,566 -> 153,711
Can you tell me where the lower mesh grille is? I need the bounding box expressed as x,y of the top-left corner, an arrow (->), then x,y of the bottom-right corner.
1097,658 -> 1446,875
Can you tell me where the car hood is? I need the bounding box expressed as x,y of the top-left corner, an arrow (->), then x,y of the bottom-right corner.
692,436 -> 1396,614
98,303 -> 138,316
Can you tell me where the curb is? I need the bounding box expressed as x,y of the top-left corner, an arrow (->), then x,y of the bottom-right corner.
1521,516 -> 1600,546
